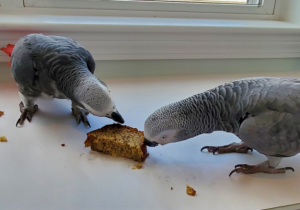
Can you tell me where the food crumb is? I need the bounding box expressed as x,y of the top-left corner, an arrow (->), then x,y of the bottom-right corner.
89,156 -> 98,160
0,111 -> 4,117
186,185 -> 196,196
171,187 -> 173,190
132,163 -> 143,170
0,136 -> 7,142
61,144 -> 65,147
135,163 -> 143,169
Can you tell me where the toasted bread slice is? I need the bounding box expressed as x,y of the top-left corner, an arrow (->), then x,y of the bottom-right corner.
85,124 -> 148,162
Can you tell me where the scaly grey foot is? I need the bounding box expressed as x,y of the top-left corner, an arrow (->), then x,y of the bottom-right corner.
72,107 -> 90,127
201,142 -> 253,154
229,164 -> 294,176
16,102 -> 38,126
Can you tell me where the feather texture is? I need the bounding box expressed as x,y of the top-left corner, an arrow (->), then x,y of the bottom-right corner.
145,77 -> 300,157
11,34 -> 120,121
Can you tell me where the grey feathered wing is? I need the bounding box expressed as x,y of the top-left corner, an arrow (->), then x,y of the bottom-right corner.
238,78 -> 300,157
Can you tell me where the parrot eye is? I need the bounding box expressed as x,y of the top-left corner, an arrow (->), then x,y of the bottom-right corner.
162,136 -> 166,139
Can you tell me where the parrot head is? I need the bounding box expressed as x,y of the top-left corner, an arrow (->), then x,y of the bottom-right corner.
143,102 -> 192,147
77,78 -> 124,124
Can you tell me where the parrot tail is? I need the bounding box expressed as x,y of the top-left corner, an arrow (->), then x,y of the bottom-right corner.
1,44 -> 15,67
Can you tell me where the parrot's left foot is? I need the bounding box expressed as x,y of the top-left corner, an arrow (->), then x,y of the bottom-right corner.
229,164 -> 294,176
16,102 -> 38,126
72,106 -> 91,127
201,142 -> 253,154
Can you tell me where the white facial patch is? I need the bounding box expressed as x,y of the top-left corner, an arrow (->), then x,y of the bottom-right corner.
77,78 -> 117,117
81,100 -> 114,117
152,129 -> 178,145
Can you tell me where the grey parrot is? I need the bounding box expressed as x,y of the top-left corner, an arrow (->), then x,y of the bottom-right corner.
11,33 -> 124,127
144,77 -> 300,176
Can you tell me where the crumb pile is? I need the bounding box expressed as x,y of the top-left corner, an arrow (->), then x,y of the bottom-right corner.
85,124 -> 148,162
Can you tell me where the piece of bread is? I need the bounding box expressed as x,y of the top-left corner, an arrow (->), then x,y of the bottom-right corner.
85,124 -> 148,162
0,136 -> 7,142
186,185 -> 196,196
0,111 -> 3,117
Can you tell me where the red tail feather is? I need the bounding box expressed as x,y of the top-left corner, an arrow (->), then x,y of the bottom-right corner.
1,44 -> 15,66
1,44 -> 15,57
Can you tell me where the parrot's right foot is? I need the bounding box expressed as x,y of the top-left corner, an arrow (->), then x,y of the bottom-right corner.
229,164 -> 294,176
16,102 -> 38,126
201,142 -> 253,155
72,107 -> 91,127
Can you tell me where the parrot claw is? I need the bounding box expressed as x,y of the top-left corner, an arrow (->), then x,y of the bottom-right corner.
235,164 -> 246,168
200,146 -> 217,153
200,146 -> 209,152
285,167 -> 295,172
200,142 -> 253,155
16,102 -> 38,127
16,118 -> 22,127
229,164 -> 295,176
86,120 -> 91,128
213,148 -> 219,155
72,107 -> 91,128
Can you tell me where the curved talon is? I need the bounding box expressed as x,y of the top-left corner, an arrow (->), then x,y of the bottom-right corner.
80,114 -> 85,122
86,121 -> 91,128
72,107 -> 91,127
200,146 -> 209,152
33,104 -> 38,109
229,169 -> 238,177
235,164 -> 244,168
16,118 -> 21,127
213,148 -> 219,155
285,167 -> 295,172
19,101 -> 24,108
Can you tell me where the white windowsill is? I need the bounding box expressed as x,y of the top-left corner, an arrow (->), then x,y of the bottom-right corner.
1,12 -> 300,61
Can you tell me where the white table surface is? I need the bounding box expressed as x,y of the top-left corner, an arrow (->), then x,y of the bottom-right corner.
1,73 -> 300,210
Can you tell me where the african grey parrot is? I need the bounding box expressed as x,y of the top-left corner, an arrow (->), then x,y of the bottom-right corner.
144,77 -> 300,176
11,33 -> 124,127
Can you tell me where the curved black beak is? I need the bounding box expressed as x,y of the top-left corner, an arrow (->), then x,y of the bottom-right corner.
144,138 -> 158,147
111,111 -> 125,124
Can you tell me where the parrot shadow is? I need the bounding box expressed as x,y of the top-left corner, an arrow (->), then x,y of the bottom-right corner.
31,110 -> 75,126
27,98 -> 102,132
29,108 -> 112,135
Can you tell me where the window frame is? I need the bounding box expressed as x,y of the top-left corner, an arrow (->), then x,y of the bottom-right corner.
0,0 -> 24,8
22,0 -> 276,16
